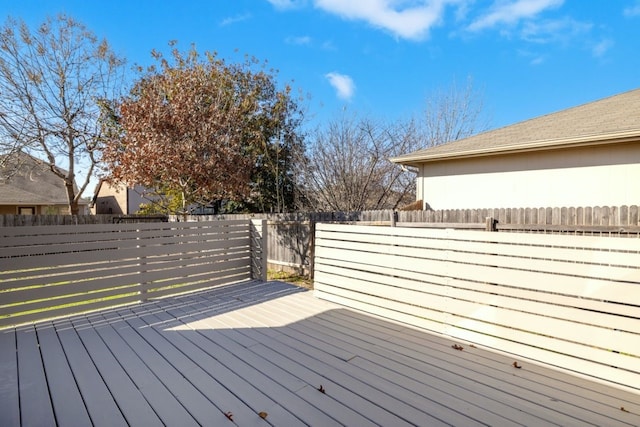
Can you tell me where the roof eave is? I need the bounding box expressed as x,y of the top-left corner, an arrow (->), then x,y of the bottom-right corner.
390,130 -> 640,166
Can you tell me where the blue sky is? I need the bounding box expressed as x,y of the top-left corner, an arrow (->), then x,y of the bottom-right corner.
3,0 -> 640,132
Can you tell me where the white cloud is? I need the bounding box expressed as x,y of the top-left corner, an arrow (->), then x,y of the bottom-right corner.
624,2 -> 640,17
268,0 -> 603,59
520,17 -> 591,44
592,38 -> 614,57
468,0 -> 564,32
530,55 -> 545,65
517,49 -> 546,65
220,13 -> 251,26
321,40 -> 337,50
325,72 -> 355,100
285,35 -> 312,45
267,0 -> 306,10
313,0 -> 459,41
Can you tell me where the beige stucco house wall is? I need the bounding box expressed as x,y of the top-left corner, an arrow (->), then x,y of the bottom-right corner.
393,88 -> 640,210
91,181 -> 150,214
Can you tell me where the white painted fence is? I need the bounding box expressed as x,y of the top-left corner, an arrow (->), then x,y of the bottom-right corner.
313,223 -> 640,392
0,220 -> 267,327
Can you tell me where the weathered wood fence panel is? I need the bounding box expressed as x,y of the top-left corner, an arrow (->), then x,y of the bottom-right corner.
0,214 -> 119,227
0,220 -> 266,327
266,221 -> 312,274
314,223 -> 640,392
397,205 -> 640,228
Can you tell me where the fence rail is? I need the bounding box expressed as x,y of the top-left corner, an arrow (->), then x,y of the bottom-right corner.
0,219 -> 266,327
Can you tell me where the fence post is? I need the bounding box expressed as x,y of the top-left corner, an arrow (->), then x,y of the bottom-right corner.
137,226 -> 148,303
250,219 -> 268,281
485,216 -> 497,232
390,210 -> 397,227
308,221 -> 316,281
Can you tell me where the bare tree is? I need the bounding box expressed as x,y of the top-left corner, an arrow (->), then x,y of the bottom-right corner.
0,15 -> 125,215
298,113 -> 420,212
421,76 -> 489,147
298,79 -> 487,212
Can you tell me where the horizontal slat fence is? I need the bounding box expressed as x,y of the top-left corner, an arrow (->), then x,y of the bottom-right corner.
0,220 -> 266,327
2,205 -> 638,277
313,223 -> 640,392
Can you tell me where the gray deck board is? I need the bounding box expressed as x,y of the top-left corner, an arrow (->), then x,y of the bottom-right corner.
129,304 -> 314,427
89,321 -> 200,427
35,323 -> 92,427
16,326 -> 56,427
158,305 -> 346,426
268,296 -> 622,426
2,280 -> 640,427
225,306 -> 470,426
100,309 -> 258,426
69,317 -> 163,426
167,297 -> 384,427
319,305 -> 640,423
182,298 -> 412,426
53,320 -> 128,427
261,298 -> 537,426
0,329 -> 20,427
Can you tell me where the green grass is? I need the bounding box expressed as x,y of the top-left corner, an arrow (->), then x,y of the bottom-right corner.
267,269 -> 313,289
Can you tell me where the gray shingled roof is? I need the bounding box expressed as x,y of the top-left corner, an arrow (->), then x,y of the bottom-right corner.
0,152 -> 85,205
391,88 -> 640,165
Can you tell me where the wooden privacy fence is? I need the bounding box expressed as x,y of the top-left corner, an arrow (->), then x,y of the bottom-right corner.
396,205 -> 640,235
266,220 -> 314,275
0,219 -> 267,328
0,214 -> 124,227
313,223 -> 640,392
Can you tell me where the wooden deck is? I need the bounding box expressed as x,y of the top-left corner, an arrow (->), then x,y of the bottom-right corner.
1,280 -> 639,427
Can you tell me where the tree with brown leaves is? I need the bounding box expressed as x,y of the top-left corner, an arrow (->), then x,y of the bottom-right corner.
102,43 -> 303,215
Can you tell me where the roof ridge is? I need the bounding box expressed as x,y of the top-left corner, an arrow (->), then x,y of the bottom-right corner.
392,88 -> 640,164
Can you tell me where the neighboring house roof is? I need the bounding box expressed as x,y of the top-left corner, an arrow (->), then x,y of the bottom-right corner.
0,152 -> 86,205
391,88 -> 640,165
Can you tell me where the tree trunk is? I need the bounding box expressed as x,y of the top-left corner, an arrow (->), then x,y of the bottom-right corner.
65,179 -> 79,215
181,188 -> 187,221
